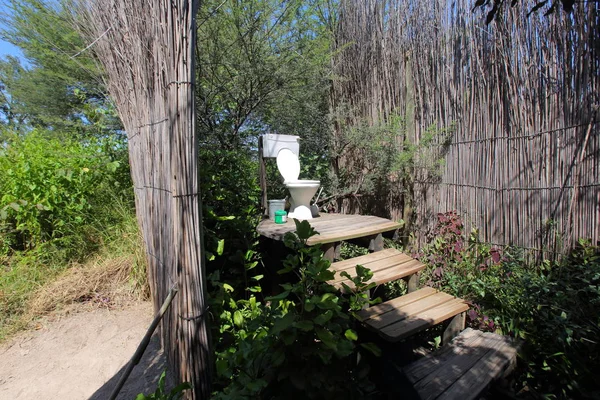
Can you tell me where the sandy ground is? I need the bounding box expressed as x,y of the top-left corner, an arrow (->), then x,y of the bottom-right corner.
0,302 -> 170,400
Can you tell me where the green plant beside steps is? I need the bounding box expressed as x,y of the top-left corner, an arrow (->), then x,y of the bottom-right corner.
211,219 -> 381,399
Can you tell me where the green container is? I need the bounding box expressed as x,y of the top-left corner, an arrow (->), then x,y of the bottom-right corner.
274,210 -> 287,224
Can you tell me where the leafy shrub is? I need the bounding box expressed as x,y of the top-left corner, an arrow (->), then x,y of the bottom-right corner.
419,212 -> 600,398
517,240 -> 600,397
0,130 -> 135,340
0,130 -> 131,258
211,220 -> 379,399
199,146 -> 261,291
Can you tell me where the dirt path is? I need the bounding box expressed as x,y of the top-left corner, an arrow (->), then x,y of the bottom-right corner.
0,302 -> 169,400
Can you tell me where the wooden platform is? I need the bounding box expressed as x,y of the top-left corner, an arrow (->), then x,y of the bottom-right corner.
329,248 -> 425,292
257,213 -> 402,245
356,287 -> 468,342
404,328 -> 518,400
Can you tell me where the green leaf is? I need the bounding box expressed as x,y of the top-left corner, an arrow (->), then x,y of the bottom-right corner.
294,219 -> 318,239
216,239 -> 225,256
345,329 -> 358,341
222,283 -> 234,293
272,349 -> 286,366
169,382 -> 192,397
295,320 -> 314,331
314,310 -> 334,325
305,300 -> 315,312
233,310 -> 244,327
266,291 -> 290,301
315,327 -> 337,351
216,359 -> 229,376
272,313 -> 295,334
360,342 -> 382,357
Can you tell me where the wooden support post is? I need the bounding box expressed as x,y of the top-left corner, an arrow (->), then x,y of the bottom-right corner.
404,273 -> 419,293
369,233 -> 384,252
321,242 -> 341,261
442,311 -> 466,345
258,136 -> 268,216
347,233 -> 384,252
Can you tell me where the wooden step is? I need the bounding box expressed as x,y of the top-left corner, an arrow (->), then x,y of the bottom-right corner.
328,248 -> 426,291
356,287 -> 468,342
404,328 -> 518,400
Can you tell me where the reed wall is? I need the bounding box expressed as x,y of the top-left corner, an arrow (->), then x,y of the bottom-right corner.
333,0 -> 599,257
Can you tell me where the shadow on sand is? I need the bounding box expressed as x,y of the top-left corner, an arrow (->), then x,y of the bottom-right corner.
88,333 -> 174,400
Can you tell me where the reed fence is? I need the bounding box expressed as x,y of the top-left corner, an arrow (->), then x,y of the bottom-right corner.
77,1 -> 210,398
332,0 -> 599,258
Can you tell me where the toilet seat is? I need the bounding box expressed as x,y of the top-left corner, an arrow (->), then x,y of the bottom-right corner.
276,148 -> 301,183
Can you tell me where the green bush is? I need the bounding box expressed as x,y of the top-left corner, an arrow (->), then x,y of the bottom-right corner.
199,146 -> 262,291
419,212 -> 600,398
211,220 -> 379,399
0,130 -> 135,340
0,130 -> 131,259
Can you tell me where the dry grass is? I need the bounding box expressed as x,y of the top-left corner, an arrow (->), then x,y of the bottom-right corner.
27,256 -> 139,316
1,254 -> 149,341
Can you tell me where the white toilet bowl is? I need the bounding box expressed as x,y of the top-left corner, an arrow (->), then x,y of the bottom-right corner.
276,149 -> 320,220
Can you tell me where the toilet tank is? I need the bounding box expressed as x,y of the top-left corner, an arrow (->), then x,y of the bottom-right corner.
262,134 -> 300,158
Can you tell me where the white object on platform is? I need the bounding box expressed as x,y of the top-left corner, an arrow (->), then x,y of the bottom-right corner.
276,148 -> 320,220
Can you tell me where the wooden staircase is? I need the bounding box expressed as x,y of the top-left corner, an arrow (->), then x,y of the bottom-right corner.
328,248 -> 467,345
258,213 -> 517,399
258,213 -> 468,342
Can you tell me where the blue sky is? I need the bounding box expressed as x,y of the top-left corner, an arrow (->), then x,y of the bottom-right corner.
0,38 -> 24,59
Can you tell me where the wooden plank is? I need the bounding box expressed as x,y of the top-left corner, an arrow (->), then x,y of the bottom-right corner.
308,220 -> 402,244
405,273 -> 419,292
333,259 -> 426,290
408,329 -> 516,400
332,260 -> 425,291
307,215 -> 384,233
443,312 -> 466,344
329,248 -> 399,270
411,332 -> 500,400
437,336 -> 518,400
321,242 -> 341,261
404,328 -> 481,384
367,259 -> 425,282
306,215 -> 372,233
256,214 -> 403,245
330,253 -> 416,281
368,233 -> 384,251
356,287 -> 437,321
380,299 -> 469,342
365,292 -> 456,330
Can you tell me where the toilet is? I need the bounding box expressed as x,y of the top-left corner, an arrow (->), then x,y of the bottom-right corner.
261,134 -> 320,220
276,149 -> 320,220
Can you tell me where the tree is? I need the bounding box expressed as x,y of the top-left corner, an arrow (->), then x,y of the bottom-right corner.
0,0 -> 118,135
196,0 -> 332,153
